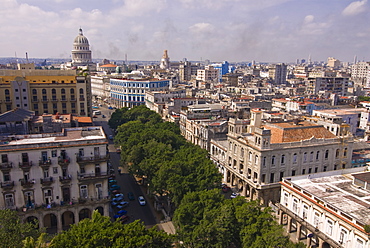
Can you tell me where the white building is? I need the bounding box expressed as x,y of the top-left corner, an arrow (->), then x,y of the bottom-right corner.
279,167 -> 370,248
0,126 -> 110,234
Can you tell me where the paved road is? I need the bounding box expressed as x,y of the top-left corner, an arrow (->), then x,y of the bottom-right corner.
93,105 -> 157,226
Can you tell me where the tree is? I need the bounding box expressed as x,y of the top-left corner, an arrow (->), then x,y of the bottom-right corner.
0,209 -> 43,248
50,210 -> 173,248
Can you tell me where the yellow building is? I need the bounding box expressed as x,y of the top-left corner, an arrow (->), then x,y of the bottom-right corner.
0,64 -> 92,116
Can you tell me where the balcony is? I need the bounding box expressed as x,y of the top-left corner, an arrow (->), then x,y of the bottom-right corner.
58,157 -> 70,167
79,98 -> 85,101
1,181 -> 14,189
60,98 -> 68,102
4,99 -> 12,103
19,161 -> 33,169
40,177 -> 54,186
31,99 -> 39,103
41,98 -> 48,102
59,175 -> 72,184
50,98 -> 58,102
76,155 -> 109,165
78,172 -> 110,181
20,179 -> 35,188
39,159 -> 52,167
70,98 -> 77,102
0,162 -> 13,171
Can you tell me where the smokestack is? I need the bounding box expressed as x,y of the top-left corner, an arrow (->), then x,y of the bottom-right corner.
26,52 -> 29,63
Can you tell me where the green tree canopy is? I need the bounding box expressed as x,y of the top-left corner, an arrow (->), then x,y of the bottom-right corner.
0,209 -> 43,248
50,211 -> 173,248
173,191 -> 304,248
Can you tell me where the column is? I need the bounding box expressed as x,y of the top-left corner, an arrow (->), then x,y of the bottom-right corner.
223,168 -> 228,183
242,182 -> 247,196
286,215 -> 292,233
57,211 -> 63,232
318,238 -> 324,248
278,210 -> 284,225
296,222 -> 302,242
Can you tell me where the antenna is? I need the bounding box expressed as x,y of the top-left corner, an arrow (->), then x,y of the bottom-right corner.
26,52 -> 29,63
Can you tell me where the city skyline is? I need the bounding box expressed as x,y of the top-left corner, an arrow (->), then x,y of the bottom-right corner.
0,0 -> 369,63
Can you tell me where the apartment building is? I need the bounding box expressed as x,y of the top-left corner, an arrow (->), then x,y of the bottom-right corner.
210,110 -> 354,204
306,77 -> 349,96
279,167 -> 370,248
0,64 -> 92,116
196,66 -> 219,82
0,126 -> 109,234
268,63 -> 287,84
110,77 -> 169,108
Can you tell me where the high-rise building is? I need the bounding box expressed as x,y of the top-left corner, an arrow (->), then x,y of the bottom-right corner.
268,63 -> 287,84
327,57 -> 341,69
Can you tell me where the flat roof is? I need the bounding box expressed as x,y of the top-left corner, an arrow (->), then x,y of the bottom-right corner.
285,167 -> 370,225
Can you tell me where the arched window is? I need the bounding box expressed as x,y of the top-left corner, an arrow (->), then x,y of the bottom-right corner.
325,150 -> 329,159
70,89 -> 74,94
271,155 -> 275,165
316,151 -> 320,160
42,89 -> 46,94
5,89 -> 9,95
79,88 -> 84,94
293,153 -> 297,163
310,151 -> 314,161
32,89 -> 37,95
303,152 -> 307,162
51,89 -> 56,94
343,148 -> 347,157
335,149 -> 340,158
281,154 -> 285,164
240,148 -> 244,158
61,88 -> 65,94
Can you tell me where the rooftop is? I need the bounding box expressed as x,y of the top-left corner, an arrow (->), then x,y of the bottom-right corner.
284,167 -> 370,225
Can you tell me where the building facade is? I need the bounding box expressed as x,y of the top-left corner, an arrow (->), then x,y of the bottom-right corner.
0,126 -> 110,233
0,66 -> 92,116
279,167 -> 370,248
210,110 -> 354,204
110,78 -> 169,108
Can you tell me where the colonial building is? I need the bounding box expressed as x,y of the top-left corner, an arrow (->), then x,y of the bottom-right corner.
0,63 -> 92,116
0,126 -> 110,234
210,109 -> 354,204
279,167 -> 370,248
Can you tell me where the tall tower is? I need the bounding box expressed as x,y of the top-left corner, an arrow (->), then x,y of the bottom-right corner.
160,50 -> 170,70
72,28 -> 92,66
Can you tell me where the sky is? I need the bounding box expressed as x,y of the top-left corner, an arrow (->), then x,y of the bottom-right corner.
0,0 -> 369,63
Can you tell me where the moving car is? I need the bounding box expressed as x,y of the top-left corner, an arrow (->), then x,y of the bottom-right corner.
138,196 -> 146,206
109,135 -> 114,140
102,114 -> 106,118
108,106 -> 113,110
230,192 -> 240,198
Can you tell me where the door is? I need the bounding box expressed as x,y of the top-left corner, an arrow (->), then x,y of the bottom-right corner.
62,188 -> 70,202
94,147 -> 100,157
95,184 -> 102,200
41,151 -> 48,161
44,189 -> 52,204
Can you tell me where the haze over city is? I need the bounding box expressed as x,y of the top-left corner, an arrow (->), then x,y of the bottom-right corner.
1,0 -> 369,62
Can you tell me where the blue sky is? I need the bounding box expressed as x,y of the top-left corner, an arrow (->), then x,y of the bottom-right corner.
0,0 -> 369,63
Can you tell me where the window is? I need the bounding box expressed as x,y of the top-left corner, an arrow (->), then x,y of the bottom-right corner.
326,219 -> 333,236
261,174 -> 266,183
303,152 -> 307,162
281,154 -> 285,164
292,170 -> 296,176
335,149 -> 340,158
302,169 -> 306,175
292,198 -> 298,213
1,154 -> 8,163
70,89 -> 74,94
270,173 -> 274,183
51,150 -> 57,157
316,151 -> 320,160
53,167 -> 58,174
271,155 -> 275,166
279,171 -> 284,181
43,169 -> 49,178
5,194 -> 14,207
293,153 -> 297,163
80,185 -> 88,198
52,89 -> 56,94
310,151 -> 314,162
79,148 -> 84,157
4,89 -> 9,95
249,152 -> 252,162
303,205 -> 308,219
42,89 -> 46,94
32,89 -> 37,95
314,212 -> 320,227
44,189 -> 53,204
283,192 -> 289,206
262,157 -> 266,167
325,150 -> 329,159
344,148 -> 347,157
3,171 -> 10,181
95,183 -> 102,200
61,88 -> 65,94
339,228 -> 348,245
254,155 -> 259,164
356,238 -> 364,248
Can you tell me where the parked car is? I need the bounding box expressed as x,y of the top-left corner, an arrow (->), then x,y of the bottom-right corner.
138,196 -> 146,206
127,192 -> 135,201
102,114 -> 106,118
116,148 -> 121,154
119,215 -> 130,223
108,106 -> 113,110
222,184 -> 231,193
230,192 -> 240,198
110,185 -> 121,191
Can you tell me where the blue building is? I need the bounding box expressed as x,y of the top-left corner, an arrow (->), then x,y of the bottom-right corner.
110,78 -> 169,108
212,61 -> 234,82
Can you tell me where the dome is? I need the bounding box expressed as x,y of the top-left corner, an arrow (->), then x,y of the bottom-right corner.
73,28 -> 89,45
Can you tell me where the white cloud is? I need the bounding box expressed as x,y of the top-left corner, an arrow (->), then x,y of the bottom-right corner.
300,15 -> 330,35
342,0 -> 368,16
189,22 -> 215,33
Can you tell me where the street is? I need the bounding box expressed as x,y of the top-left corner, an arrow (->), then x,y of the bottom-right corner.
93,105 -> 157,227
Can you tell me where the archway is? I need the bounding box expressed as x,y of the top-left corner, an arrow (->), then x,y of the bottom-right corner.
62,211 -> 75,230
44,213 -> 57,234
79,208 -> 91,221
95,206 -> 104,216
322,242 -> 330,248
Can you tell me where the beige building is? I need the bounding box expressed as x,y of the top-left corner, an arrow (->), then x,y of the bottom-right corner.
279,167 -> 370,248
0,126 -> 109,234
0,64 -> 92,116
196,66 -> 219,82
210,110 -> 354,204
